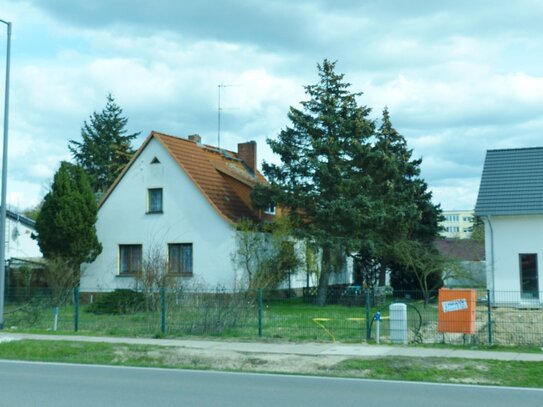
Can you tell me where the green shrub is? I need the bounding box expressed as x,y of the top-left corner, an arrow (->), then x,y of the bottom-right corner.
86,289 -> 145,314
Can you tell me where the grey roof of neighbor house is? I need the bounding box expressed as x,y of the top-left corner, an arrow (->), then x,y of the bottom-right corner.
3,208 -> 36,229
475,147 -> 543,216
435,239 -> 485,262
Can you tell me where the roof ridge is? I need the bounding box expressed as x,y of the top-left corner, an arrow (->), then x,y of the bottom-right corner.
153,132 -> 261,223
99,131 -> 264,223
487,146 -> 543,153
476,146 -> 543,216
151,130 -> 243,162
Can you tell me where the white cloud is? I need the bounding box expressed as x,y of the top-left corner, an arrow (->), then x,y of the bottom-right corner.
430,178 -> 481,211
2,0 -> 543,212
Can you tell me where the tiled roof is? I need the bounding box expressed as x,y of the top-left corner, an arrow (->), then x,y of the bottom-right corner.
435,239 -> 485,262
101,131 -> 267,224
475,147 -> 543,216
5,209 -> 36,229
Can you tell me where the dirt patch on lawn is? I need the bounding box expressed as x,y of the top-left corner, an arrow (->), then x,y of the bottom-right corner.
110,345 -> 504,387
114,345 -> 349,374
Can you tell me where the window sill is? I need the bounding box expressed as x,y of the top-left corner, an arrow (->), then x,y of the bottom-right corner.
168,273 -> 193,277
146,210 -> 163,215
116,273 -> 139,278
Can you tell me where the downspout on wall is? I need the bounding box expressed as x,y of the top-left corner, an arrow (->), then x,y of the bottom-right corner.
484,215 -> 495,304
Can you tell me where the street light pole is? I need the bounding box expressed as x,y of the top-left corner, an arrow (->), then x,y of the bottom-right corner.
0,18 -> 12,330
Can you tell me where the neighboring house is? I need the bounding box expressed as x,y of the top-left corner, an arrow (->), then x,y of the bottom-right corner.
3,209 -> 43,288
435,239 -> 485,288
475,147 -> 543,306
4,209 -> 42,265
81,132 -> 324,292
439,209 -> 474,239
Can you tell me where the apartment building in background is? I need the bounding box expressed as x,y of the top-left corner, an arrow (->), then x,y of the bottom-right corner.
440,209 -> 474,239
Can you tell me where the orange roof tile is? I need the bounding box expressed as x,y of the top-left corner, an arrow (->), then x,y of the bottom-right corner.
100,131 -> 267,224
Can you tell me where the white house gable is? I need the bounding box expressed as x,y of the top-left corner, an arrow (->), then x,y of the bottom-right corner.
81,136 -> 237,291
475,147 -> 543,306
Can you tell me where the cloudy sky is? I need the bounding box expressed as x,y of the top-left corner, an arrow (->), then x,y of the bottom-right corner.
1,0 -> 543,211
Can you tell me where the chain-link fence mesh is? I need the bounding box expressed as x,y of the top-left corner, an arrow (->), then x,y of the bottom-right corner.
3,286 -> 543,346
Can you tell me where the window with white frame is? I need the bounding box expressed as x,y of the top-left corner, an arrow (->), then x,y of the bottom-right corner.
264,201 -> 276,215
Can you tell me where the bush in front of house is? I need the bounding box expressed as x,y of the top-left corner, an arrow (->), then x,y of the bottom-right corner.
86,289 -> 145,314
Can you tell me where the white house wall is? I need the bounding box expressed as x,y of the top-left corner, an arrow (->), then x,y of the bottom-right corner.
280,245 -> 352,290
485,215 -> 543,305
5,217 -> 42,260
81,138 -> 238,292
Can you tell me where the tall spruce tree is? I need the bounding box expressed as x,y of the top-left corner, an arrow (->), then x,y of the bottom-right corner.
35,162 -> 102,269
257,60 -> 375,305
69,93 -> 140,196
360,108 -> 425,284
368,109 -> 442,293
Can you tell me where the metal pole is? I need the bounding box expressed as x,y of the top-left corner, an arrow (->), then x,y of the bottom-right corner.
53,307 -> 59,331
365,290 -> 371,341
161,286 -> 166,335
258,288 -> 262,337
74,286 -> 80,332
375,312 -> 381,344
486,289 -> 492,345
0,19 -> 11,330
217,84 -> 221,149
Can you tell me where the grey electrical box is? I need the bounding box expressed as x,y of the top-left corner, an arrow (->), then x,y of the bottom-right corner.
389,303 -> 408,344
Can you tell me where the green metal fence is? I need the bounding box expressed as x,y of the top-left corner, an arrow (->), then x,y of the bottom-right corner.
3,286 -> 543,346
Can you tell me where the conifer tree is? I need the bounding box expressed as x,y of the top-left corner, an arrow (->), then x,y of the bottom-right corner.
359,108 -> 423,282
69,94 -> 140,196
256,62 -> 442,302
35,162 -> 102,269
257,60 -> 375,305
367,108 -> 442,291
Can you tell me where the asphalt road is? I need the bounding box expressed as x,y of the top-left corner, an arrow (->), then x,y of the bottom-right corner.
0,360 -> 541,407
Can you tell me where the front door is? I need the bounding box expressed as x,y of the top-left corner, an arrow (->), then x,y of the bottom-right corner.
519,253 -> 539,299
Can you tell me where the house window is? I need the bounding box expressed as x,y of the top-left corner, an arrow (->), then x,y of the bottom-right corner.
119,244 -> 142,275
169,243 -> 193,275
264,201 -> 276,215
519,254 -> 539,299
148,188 -> 163,213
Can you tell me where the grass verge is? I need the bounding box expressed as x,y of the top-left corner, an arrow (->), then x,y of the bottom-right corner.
328,357 -> 543,387
0,339 -> 542,388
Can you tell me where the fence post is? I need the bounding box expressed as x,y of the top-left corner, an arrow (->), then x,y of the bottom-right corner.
161,287 -> 166,335
258,288 -> 263,338
74,286 -> 79,333
486,289 -> 492,345
365,289 -> 371,341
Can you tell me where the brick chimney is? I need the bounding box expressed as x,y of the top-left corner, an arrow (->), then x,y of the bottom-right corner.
237,141 -> 257,173
188,134 -> 202,144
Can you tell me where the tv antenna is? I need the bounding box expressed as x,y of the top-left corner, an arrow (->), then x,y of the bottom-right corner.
217,83 -> 241,149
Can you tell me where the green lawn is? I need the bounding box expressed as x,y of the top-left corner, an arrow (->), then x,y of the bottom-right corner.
0,340 -> 542,388
329,356 -> 543,387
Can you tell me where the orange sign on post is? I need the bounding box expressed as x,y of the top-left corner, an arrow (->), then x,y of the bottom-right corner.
438,288 -> 477,334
